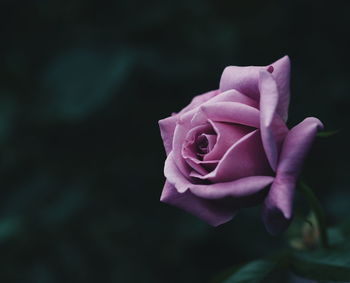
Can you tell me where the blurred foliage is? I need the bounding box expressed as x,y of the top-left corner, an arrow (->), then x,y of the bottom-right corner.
0,0 -> 350,282
219,222 -> 350,282
221,258 -> 281,283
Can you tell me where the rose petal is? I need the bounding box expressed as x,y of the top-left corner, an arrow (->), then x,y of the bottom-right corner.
172,90 -> 258,176
219,66 -> 261,100
159,115 -> 177,155
219,56 -> 291,112
204,120 -> 253,161
262,117 -> 324,235
172,122 -> 192,176
181,90 -> 259,128
194,130 -> 272,182
200,134 -> 217,152
192,160 -> 219,173
162,155 -> 270,226
178,90 -> 219,115
209,89 -> 259,108
189,176 -> 274,199
183,157 -> 211,176
271,56 -> 291,121
164,151 -> 192,193
191,102 -> 260,128
259,69 -> 289,171
165,150 -> 219,190
188,160 -> 220,177
182,123 -> 214,174
160,181 -> 237,226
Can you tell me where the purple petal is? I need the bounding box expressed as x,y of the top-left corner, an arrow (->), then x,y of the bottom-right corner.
164,151 -> 192,193
162,90 -> 219,174
194,130 -> 272,182
172,124 -> 192,176
271,56 -> 291,121
178,90 -> 219,115
206,89 -> 258,107
165,150 -> 218,193
170,89 -> 261,175
188,160 -> 219,176
201,134 -> 217,152
183,157 -> 210,176
159,115 -> 177,155
191,102 -> 261,128
204,120 -> 253,161
262,117 -> 324,235
259,70 -> 289,171
219,66 -> 261,100
171,90 -> 257,176
160,181 -> 237,226
181,123 -> 214,175
219,56 -> 291,114
189,176 -> 274,199
177,90 -> 258,127
209,89 -> 259,108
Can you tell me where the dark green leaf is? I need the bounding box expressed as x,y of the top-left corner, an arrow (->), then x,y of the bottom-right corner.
291,243 -> 350,281
221,259 -> 278,283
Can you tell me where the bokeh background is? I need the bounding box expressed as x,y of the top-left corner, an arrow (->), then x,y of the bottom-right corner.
0,0 -> 349,282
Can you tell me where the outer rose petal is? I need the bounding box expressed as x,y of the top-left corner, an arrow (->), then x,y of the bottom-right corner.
259,70 -> 289,171
164,151 -> 191,193
219,56 -> 291,120
206,89 -> 259,108
191,102 -> 260,128
162,156 -> 272,226
271,56 -> 291,121
189,176 -> 274,199
219,65 -> 261,99
159,115 -> 177,155
262,117 -> 324,235
160,182 -> 237,227
180,89 -> 258,116
178,90 -> 219,115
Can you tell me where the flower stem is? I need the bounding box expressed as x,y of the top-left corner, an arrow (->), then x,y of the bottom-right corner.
298,181 -> 329,248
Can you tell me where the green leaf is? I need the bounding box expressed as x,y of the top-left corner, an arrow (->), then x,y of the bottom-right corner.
221,259 -> 278,283
316,129 -> 340,137
291,243 -> 350,281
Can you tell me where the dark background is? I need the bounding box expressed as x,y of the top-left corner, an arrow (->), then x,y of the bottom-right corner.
0,0 -> 349,282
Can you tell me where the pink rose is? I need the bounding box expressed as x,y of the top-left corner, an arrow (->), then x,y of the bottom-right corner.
159,56 -> 323,234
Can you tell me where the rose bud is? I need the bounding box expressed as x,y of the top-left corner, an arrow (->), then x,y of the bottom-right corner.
159,56 -> 323,235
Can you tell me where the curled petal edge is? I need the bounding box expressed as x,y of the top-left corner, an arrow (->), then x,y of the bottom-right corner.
262,117 -> 324,235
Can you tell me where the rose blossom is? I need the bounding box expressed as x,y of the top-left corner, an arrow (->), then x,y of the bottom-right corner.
159,56 -> 323,234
